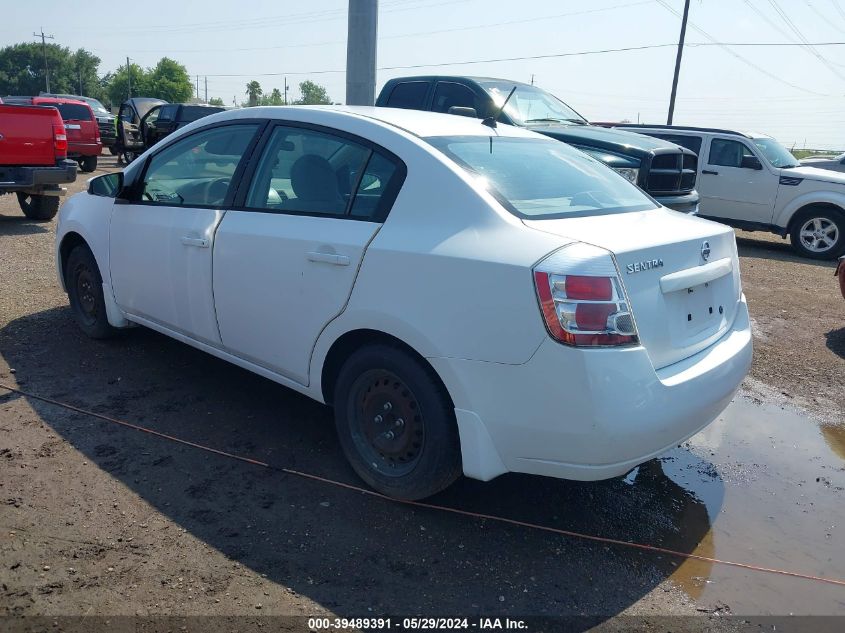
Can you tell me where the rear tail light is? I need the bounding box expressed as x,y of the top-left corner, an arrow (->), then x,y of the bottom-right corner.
53,123 -> 68,156
534,243 -> 638,347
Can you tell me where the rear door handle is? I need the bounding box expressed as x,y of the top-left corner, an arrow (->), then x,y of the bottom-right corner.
702,169 -> 719,175
307,251 -> 350,266
181,236 -> 209,248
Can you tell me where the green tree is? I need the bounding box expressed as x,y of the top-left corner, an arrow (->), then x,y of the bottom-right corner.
0,42 -> 104,100
293,80 -> 332,105
147,57 -> 193,103
208,96 -> 225,106
245,80 -> 262,107
106,63 -> 150,106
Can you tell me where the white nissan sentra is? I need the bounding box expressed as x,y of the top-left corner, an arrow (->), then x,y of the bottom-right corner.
56,106 -> 752,500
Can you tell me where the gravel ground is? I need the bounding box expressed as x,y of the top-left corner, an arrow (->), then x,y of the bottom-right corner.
0,158 -> 843,631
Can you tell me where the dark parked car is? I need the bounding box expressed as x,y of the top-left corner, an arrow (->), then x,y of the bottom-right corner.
115,97 -> 167,163
376,76 -> 700,213
40,93 -> 116,151
141,103 -> 226,148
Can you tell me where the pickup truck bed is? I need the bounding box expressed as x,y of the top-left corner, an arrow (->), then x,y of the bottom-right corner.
0,104 -> 77,221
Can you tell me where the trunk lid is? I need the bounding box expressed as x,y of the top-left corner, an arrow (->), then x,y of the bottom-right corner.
524,208 -> 741,369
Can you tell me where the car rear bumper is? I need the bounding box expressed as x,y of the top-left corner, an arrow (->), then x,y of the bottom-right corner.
653,191 -> 700,214
0,160 -> 78,191
68,143 -> 102,157
430,294 -> 752,482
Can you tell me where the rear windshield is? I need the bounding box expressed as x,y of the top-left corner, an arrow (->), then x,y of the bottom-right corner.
179,106 -> 225,122
56,103 -> 91,120
425,136 -> 656,219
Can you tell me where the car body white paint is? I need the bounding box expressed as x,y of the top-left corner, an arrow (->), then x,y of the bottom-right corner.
57,106 -> 752,484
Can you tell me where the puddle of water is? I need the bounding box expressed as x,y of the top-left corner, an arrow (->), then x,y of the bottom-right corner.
656,396 -> 845,614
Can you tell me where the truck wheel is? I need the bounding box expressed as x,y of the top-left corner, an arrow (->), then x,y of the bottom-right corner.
789,207 -> 845,260
79,156 -> 98,173
108,147 -> 118,156
65,245 -> 118,339
16,193 -> 60,221
333,344 -> 462,500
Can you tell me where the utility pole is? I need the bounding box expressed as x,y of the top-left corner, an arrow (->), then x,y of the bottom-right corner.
204,76 -> 208,103
284,76 -> 289,105
530,74 -> 535,86
33,28 -> 55,93
126,56 -> 132,99
78,68 -> 83,95
196,75 -> 200,101
346,0 -> 378,105
666,0 -> 690,125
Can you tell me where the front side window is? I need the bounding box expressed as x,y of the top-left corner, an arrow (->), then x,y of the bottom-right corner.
708,138 -> 755,168
141,124 -> 258,207
432,82 -> 483,115
426,136 -> 656,219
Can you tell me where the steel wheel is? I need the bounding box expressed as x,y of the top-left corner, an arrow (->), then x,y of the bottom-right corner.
347,369 -> 425,477
73,263 -> 100,328
798,217 -> 839,254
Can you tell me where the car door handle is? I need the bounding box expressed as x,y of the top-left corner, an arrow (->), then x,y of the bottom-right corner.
702,169 -> 719,175
181,236 -> 209,248
306,251 -> 350,266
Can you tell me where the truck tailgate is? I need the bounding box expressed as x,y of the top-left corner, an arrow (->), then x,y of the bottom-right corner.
0,104 -> 59,166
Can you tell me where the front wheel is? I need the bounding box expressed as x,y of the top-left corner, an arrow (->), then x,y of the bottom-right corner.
790,207 -> 845,260
79,156 -> 98,173
65,245 -> 118,339
16,192 -> 60,221
333,345 -> 462,500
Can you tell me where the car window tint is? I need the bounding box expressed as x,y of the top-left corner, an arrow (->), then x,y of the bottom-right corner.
142,124 -> 258,207
349,151 -> 400,219
180,106 -> 225,122
709,138 -> 753,168
432,82 -> 480,114
245,126 -> 371,215
157,106 -> 177,122
55,103 -> 91,121
653,133 -> 702,155
386,81 -> 429,109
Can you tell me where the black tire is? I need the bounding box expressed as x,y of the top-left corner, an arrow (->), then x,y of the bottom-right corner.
65,245 -> 118,339
333,344 -> 462,500
16,192 -> 60,221
79,156 -> 98,173
108,146 -> 118,156
789,206 -> 845,260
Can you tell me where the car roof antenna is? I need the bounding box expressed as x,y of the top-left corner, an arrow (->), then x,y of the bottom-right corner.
482,86 -> 517,129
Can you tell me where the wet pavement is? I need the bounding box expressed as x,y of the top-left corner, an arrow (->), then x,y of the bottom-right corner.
657,393 -> 845,614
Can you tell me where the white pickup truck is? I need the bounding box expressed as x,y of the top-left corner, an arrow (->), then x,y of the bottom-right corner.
612,125 -> 845,260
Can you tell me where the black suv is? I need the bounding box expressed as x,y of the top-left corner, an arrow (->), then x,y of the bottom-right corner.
141,103 -> 227,148
376,76 -> 699,213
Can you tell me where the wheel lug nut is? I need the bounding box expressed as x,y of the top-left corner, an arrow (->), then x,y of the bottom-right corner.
395,418 -> 404,428
374,415 -> 383,424
383,402 -> 392,411
384,431 -> 395,440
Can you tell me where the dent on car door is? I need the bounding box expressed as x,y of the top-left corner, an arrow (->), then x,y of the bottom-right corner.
213,123 -> 405,385
109,123 -> 262,344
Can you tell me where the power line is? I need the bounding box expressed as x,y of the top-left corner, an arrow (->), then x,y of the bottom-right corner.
743,0 -> 800,43
655,0 -> 832,96
766,0 -> 845,82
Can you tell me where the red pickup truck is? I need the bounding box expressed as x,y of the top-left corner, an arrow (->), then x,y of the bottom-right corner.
0,102 -> 78,221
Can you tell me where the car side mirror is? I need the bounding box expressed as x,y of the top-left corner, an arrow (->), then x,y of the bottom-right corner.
88,172 -> 123,198
741,155 -> 763,170
448,106 -> 478,118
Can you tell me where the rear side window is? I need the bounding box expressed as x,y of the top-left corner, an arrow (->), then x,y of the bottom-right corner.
56,103 -> 91,121
426,135 -> 656,219
157,105 -> 177,122
386,81 -> 429,109
653,133 -> 702,155
709,138 -> 754,168
432,82 -> 481,115
244,125 -> 404,220
180,106 -> 224,123
141,124 -> 259,207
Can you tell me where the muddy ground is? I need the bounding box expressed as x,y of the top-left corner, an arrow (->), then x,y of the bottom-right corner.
1,157 -> 843,631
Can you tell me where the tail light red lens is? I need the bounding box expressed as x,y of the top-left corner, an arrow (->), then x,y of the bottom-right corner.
53,124 -> 68,155
534,244 -> 638,348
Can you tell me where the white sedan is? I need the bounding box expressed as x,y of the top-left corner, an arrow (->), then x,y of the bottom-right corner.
56,106 -> 752,500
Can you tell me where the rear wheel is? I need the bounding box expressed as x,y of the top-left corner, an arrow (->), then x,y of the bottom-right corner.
65,245 -> 118,339
333,345 -> 462,500
16,193 -> 60,221
79,156 -> 98,173
790,207 -> 845,260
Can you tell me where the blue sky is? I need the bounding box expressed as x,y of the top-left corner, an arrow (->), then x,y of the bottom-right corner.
4,0 -> 844,149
